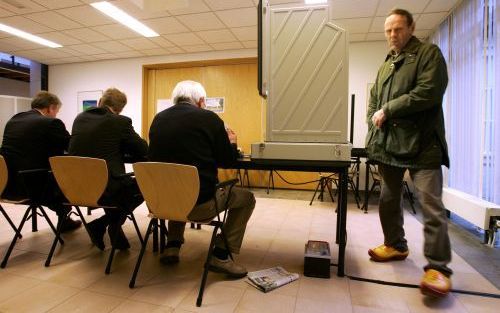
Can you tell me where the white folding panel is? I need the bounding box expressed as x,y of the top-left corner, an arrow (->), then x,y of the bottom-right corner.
262,3 -> 348,143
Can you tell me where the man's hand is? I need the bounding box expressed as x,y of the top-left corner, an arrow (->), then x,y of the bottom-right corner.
371,109 -> 387,128
226,127 -> 237,144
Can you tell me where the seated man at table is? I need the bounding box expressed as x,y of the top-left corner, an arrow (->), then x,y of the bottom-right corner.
69,88 -> 148,250
0,91 -> 81,232
148,80 -> 255,278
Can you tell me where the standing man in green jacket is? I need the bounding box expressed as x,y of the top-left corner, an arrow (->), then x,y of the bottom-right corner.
365,8 -> 451,297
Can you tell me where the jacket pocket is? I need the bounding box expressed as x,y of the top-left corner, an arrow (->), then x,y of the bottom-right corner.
385,119 -> 421,159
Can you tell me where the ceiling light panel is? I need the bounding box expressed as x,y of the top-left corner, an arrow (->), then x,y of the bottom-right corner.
0,22 -> 62,47
90,1 -> 159,37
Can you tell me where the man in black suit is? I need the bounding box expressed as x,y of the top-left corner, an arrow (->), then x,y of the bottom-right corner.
69,88 -> 148,250
149,80 -> 255,278
1,91 -> 81,232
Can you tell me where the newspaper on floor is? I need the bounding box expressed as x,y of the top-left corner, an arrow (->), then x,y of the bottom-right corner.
246,266 -> 299,293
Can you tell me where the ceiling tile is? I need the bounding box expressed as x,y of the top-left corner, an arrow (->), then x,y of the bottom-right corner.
210,41 -> 244,50
425,0 -> 459,13
0,0 -> 45,14
32,0 -> 85,10
204,0 -> 255,11
24,11 -> 82,30
0,35 -> 51,49
175,12 -> 225,31
348,33 -> 366,42
120,37 -> 160,50
92,24 -> 139,40
215,7 -> 257,28
376,0 -> 429,15
0,6 -> 14,17
62,28 -> 111,43
183,44 -> 213,52
28,47 -> 72,58
196,29 -> 236,43
416,12 -> 447,30
114,50 -> 145,58
166,0 -> 210,15
332,17 -> 372,34
97,40 -> 133,53
56,5 -> 113,27
36,31 -> 82,45
92,53 -> 117,60
143,16 -> 189,35
0,16 -> 54,33
365,32 -> 386,41
231,26 -> 256,41
142,48 -> 169,56
168,46 -> 184,54
330,0 -> 378,19
65,43 -> 108,55
242,40 -> 257,48
111,0 -> 170,19
44,55 -> 84,64
148,36 -> 174,48
163,32 -> 204,46
369,16 -> 386,32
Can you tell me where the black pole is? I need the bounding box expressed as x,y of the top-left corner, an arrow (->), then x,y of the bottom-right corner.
350,94 -> 355,144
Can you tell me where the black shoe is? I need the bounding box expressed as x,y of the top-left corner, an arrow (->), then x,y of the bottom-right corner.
59,217 -> 82,233
87,219 -> 106,250
108,224 -> 130,250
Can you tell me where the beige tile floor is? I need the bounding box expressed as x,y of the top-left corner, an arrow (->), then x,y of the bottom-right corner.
0,193 -> 499,313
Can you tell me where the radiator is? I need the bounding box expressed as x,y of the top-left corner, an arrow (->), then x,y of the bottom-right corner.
442,187 -> 500,246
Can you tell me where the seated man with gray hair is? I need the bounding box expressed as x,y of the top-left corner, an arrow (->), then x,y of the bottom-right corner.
148,80 -> 255,278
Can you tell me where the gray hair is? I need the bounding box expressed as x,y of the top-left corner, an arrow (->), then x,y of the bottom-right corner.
171,80 -> 207,106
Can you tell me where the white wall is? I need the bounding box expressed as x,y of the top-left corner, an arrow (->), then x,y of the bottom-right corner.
0,77 -> 30,97
348,41 -> 388,147
50,49 -> 256,133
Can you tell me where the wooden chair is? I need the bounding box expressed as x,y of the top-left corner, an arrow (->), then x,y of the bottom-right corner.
129,162 -> 238,307
310,162 -> 361,208
0,156 -> 22,238
46,156 -> 143,274
0,156 -> 62,268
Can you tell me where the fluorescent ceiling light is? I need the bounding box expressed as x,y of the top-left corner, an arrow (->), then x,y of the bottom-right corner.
91,1 -> 159,37
0,23 -> 62,48
305,0 -> 327,4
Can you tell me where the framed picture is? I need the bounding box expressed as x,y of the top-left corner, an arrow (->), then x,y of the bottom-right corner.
77,90 -> 103,112
205,97 -> 224,113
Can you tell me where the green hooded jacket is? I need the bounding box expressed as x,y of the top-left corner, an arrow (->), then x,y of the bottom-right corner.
365,36 -> 449,169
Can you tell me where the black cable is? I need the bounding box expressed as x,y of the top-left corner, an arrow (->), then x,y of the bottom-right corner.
338,271 -> 500,299
273,170 -> 334,185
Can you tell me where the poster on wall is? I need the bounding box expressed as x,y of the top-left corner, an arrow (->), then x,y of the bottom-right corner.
205,97 -> 224,113
77,90 -> 103,112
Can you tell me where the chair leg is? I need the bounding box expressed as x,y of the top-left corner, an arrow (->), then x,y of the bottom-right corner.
129,219 -> 155,288
197,223 -> 220,307
39,206 -> 64,245
159,219 -> 167,254
45,213 -> 64,267
152,220 -> 159,253
26,206 -> 38,232
1,206 -> 22,239
325,179 -> 335,203
310,178 -> 323,205
349,179 -> 361,208
1,208 -> 31,268
105,215 -> 125,275
128,213 -> 144,244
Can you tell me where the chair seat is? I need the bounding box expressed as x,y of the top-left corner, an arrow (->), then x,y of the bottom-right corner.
1,198 -> 30,205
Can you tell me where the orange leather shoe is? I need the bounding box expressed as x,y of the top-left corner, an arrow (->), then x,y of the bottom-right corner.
420,269 -> 451,297
368,244 -> 409,262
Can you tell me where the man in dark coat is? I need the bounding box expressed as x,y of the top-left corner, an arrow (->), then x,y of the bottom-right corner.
149,80 -> 255,278
69,88 -> 148,250
365,8 -> 451,297
1,91 -> 81,232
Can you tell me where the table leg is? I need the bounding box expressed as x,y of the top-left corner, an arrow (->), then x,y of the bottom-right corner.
337,167 -> 347,277
363,161 -> 369,213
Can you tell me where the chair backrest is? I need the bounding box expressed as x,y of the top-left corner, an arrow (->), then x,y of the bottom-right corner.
49,156 -> 108,207
0,156 -> 8,196
133,162 -> 199,222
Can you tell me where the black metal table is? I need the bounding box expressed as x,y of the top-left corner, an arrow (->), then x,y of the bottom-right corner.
231,158 -> 351,277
